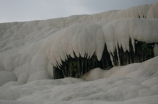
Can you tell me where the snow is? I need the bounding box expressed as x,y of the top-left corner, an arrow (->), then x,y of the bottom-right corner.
41,18 -> 158,67
0,59 -> 158,104
0,2 -> 158,104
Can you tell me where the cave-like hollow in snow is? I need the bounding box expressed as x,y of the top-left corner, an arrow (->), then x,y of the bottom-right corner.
53,39 -> 155,79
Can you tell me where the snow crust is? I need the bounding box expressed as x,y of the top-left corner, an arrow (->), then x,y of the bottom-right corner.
0,2 -> 158,104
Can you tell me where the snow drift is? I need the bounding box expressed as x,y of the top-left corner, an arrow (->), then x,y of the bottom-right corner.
0,2 -> 158,104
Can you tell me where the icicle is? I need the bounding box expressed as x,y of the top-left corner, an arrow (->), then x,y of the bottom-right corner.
121,38 -> 129,52
118,40 -> 122,49
60,51 -> 66,62
70,51 -> 75,58
80,51 -> 85,58
110,53 -> 114,66
75,52 -> 79,57
127,40 -> 130,52
52,58 -> 57,67
131,38 -> 135,53
56,63 -> 59,68
116,45 -> 120,66
96,29 -> 105,61
65,54 -> 68,61
58,56 -> 63,66
121,39 -> 126,52
84,53 -> 89,58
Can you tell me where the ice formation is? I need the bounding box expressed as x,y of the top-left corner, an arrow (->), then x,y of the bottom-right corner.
0,2 -> 158,104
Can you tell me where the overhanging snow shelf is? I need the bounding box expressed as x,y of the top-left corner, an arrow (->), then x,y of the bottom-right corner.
52,40 -> 155,78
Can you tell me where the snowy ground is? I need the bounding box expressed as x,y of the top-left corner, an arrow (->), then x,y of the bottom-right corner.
0,56 -> 158,104
0,2 -> 158,104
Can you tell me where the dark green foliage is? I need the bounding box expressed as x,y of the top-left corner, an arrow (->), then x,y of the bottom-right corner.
141,42 -> 152,55
136,41 -> 153,55
69,59 -> 77,72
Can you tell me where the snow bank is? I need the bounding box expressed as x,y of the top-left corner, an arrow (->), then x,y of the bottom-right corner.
82,56 -> 158,80
0,57 -> 157,104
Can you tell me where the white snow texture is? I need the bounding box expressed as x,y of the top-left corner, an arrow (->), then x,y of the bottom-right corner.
0,2 -> 158,104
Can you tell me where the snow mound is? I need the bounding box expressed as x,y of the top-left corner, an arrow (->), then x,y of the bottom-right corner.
82,56 -> 158,80
0,58 -> 158,104
0,56 -> 157,103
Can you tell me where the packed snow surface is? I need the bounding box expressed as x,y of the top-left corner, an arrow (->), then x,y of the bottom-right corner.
0,2 -> 158,104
